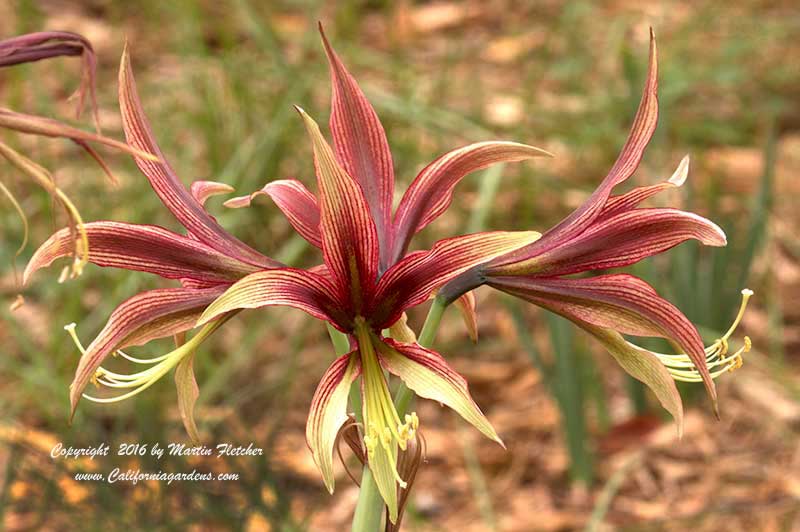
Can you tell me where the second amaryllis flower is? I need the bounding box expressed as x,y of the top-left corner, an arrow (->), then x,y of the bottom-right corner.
440,31 -> 752,431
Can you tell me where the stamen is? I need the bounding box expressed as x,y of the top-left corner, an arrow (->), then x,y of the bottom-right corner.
639,289 -> 754,383
64,319 -> 226,404
115,350 -> 173,365
355,318 -> 414,490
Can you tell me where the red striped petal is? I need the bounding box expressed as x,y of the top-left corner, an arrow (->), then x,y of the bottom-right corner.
377,338 -> 502,445
118,44 -> 279,269
320,24 -> 394,267
599,155 -> 689,219
190,180 -> 234,206
391,141 -> 551,263
197,268 -> 349,331
306,352 -> 360,493
487,273 -> 716,406
24,221 -> 258,285
264,180 -> 321,247
491,30 -> 659,269
297,107 -> 379,314
69,286 -> 225,417
371,231 -> 540,328
504,207 -> 726,277
225,179 -> 322,248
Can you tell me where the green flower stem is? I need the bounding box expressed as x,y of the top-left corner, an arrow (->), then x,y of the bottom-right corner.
351,467 -> 384,532
349,297 -> 449,532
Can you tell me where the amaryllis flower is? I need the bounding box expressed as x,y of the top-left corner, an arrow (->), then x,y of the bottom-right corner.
193,28 -> 549,519
24,45 -> 282,435
197,107 -> 541,522
440,31 -> 753,431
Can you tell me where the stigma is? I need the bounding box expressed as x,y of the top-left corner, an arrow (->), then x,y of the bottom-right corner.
649,289 -> 754,382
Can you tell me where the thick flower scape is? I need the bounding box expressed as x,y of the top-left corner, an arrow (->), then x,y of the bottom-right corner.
22,26 -> 752,523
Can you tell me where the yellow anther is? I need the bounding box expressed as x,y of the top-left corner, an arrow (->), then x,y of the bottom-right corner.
398,424 -> 410,443
728,336 -> 751,373
406,412 -> 419,431
715,337 -> 729,357
634,290 -> 754,383
364,432 -> 377,457
9,295 -> 24,312
397,411 -> 420,445
381,427 -> 392,449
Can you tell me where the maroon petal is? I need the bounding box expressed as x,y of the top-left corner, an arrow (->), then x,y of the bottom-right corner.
197,267 -> 350,331
599,155 -> 689,219
264,180 -> 321,247
320,24 -> 394,267
491,30 -> 659,269
487,273 -> 716,406
499,207 -> 726,277
224,179 -> 322,248
297,107 -> 380,314
69,286 -> 225,417
118,44 -> 279,269
25,221 -> 259,285
392,141 -> 551,263
371,231 -> 540,328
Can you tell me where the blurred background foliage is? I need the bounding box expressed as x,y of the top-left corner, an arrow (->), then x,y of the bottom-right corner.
1,0 -> 799,530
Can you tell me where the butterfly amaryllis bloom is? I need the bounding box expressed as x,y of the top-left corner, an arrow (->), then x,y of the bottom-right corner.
198,107 -> 541,522
440,31 -> 753,434
197,27 -> 549,520
24,45 -> 283,439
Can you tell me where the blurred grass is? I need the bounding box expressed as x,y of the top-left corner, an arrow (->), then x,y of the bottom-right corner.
1,0 -> 797,529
